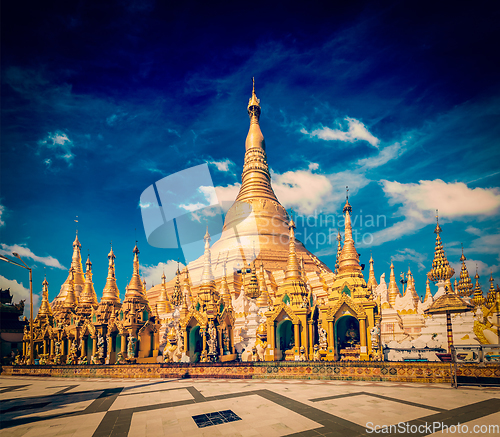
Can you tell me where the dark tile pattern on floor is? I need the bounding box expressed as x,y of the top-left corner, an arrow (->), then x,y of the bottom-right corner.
192,409 -> 242,428
1,379 -> 499,437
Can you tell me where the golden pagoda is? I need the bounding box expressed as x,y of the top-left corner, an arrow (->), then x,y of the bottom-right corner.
457,249 -> 473,298
427,213 -> 455,283
366,254 -> 378,292
471,270 -> 485,308
387,261 -> 401,307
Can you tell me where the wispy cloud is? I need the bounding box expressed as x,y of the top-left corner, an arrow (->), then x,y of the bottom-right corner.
0,244 -> 66,270
368,180 -> 500,247
140,260 -> 185,286
301,117 -> 380,148
209,159 -> 234,172
0,204 -> 5,227
37,130 -> 75,164
356,141 -> 406,169
391,248 -> 427,271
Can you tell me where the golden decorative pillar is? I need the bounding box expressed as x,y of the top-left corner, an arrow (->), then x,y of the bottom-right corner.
202,327 -> 207,354
183,330 -> 188,353
293,323 -> 300,348
218,327 -> 223,356
50,339 -> 55,356
121,333 -> 127,355
327,320 -> 334,349
43,340 -> 47,355
308,321 -> 314,357
61,339 -> 66,356
359,318 -> 368,360
23,341 -> 26,356
92,337 -> 97,356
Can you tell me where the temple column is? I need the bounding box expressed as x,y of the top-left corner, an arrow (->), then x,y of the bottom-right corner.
359,318 -> 368,360
308,321 -> 314,357
293,322 -> 300,348
202,327 -> 207,354
43,340 -> 47,355
50,339 -> 55,356
92,337 -> 97,356
446,312 -> 453,353
327,320 -> 334,349
23,341 -> 26,356
121,333 -> 127,355
61,339 -> 66,356
183,330 -> 188,354
218,327 -> 223,356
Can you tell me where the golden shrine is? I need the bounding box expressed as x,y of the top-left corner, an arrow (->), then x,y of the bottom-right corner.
17,81 -> 498,367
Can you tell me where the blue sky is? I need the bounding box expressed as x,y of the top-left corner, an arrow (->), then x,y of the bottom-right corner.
1,0 -> 500,315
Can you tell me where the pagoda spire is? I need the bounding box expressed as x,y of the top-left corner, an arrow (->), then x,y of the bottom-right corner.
366,254 -> 378,291
256,260 -> 270,308
171,264 -> 182,307
199,228 -> 216,304
80,254 -> 98,307
285,216 -> 300,280
63,268 -> 78,309
37,276 -> 53,319
219,256 -> 232,306
424,278 -> 433,303
101,243 -> 121,303
388,261 -> 401,307
427,211 -> 455,282
485,273 -> 496,308
157,271 -> 172,313
334,230 -> 342,274
471,268 -> 484,307
230,79 -> 281,207
182,267 -> 193,308
337,188 -> 361,274
124,242 -> 147,302
457,246 -> 473,297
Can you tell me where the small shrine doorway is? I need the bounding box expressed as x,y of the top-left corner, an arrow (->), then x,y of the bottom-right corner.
335,315 -> 359,357
276,319 -> 293,360
188,325 -> 202,362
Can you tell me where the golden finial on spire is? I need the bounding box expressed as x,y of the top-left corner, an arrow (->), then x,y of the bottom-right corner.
427,212 -> 454,282
248,77 -> 261,118
343,186 -> 352,213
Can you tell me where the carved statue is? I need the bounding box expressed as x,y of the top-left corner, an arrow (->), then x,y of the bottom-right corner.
207,322 -> 217,356
251,345 -> 259,362
298,346 -> 307,361
200,349 -> 208,362
127,336 -> 137,359
370,324 -> 380,351
163,327 -> 181,363
313,344 -> 321,361
222,328 -> 230,353
255,323 -> 267,361
106,335 -> 112,361
318,321 -> 328,351
97,334 -> 105,359
55,340 -> 61,356
346,322 -> 359,347
115,351 -> 126,364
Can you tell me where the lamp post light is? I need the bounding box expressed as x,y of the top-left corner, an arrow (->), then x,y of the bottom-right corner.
0,253 -> 34,365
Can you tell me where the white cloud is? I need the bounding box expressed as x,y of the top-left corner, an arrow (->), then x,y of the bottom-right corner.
356,142 -> 406,169
209,159 -> 234,172
179,202 -> 205,212
37,130 -> 75,164
0,275 -> 41,317
308,162 -> 319,171
0,244 -> 66,270
391,248 -> 427,271
0,204 -> 5,227
271,169 -> 333,215
301,117 -> 380,148
368,180 -> 500,247
465,226 -> 481,236
140,260 -> 185,287
382,179 -> 500,218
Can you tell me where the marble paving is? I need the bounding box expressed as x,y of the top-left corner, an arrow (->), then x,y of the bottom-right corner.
0,376 -> 499,436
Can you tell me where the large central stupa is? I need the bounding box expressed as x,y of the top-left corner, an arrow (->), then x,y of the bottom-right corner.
148,82 -> 333,304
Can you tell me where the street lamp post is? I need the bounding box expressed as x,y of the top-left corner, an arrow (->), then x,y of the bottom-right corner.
0,253 -> 34,365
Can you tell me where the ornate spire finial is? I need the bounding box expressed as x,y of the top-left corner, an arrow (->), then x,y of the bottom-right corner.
427,213 -> 454,282
247,77 -> 261,119
343,186 -> 352,213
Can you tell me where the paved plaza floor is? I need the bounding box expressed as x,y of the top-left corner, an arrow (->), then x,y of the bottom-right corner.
0,375 -> 499,437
